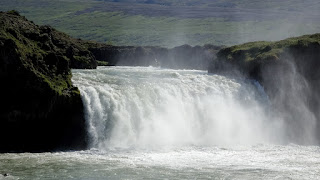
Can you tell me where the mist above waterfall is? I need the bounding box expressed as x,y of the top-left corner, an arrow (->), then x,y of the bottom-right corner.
259,54 -> 318,145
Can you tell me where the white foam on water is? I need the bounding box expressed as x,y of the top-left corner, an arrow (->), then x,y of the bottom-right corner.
1,145 -> 319,180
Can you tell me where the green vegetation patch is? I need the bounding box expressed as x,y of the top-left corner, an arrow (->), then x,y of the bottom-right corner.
219,33 -> 320,63
0,11 -> 96,95
96,60 -> 109,66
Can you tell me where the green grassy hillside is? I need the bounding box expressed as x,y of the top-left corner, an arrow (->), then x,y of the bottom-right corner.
1,0 -> 319,47
216,33 -> 320,62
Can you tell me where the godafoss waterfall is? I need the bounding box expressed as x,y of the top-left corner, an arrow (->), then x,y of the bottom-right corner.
1,66 -> 319,179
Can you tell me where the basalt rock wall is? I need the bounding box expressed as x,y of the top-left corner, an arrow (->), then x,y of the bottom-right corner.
89,43 -> 222,70
0,11 -> 97,152
209,33 -> 320,144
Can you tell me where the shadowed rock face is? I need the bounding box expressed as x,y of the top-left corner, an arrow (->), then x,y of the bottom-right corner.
88,43 -> 222,70
0,11 -> 97,152
209,33 -> 320,144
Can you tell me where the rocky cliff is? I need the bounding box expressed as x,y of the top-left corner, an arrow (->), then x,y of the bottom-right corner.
0,11 -> 97,152
209,33 -> 320,144
87,42 -> 222,70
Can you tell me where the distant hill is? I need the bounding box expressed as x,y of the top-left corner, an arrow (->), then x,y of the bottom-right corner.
0,0 -> 319,47
97,0 -> 320,9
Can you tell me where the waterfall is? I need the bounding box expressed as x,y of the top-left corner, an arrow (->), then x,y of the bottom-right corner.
72,66 -> 314,150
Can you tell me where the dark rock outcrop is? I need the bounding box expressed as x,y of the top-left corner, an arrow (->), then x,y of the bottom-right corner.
209,33 -> 320,144
0,10 -> 97,152
87,42 -> 222,70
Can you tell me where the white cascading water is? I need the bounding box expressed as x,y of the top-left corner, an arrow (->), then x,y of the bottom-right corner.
2,66 -> 319,180
71,66 -> 313,150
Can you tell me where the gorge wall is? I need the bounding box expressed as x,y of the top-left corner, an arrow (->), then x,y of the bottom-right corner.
209,34 -> 320,144
88,43 -> 222,70
0,11 -> 97,152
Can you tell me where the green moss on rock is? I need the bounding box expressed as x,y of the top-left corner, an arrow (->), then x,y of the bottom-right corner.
96,60 -> 109,66
0,11 -> 96,152
209,33 -> 320,80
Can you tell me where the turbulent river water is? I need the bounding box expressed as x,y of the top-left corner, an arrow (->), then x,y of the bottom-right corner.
1,67 -> 319,179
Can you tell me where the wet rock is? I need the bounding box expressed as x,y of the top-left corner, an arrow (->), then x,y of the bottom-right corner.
87,43 -> 222,70
208,33 -> 320,144
0,11 -> 93,152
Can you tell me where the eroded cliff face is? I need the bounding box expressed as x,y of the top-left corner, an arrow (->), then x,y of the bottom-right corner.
88,43 -> 222,70
209,34 -> 320,144
0,11 -> 97,152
